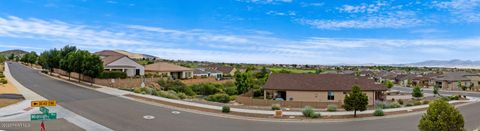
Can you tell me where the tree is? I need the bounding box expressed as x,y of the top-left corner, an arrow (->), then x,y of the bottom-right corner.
433,85 -> 439,97
70,50 -> 89,83
234,72 -> 255,94
418,99 -> 464,131
384,80 -> 394,90
412,86 -> 424,98
21,51 -> 38,66
38,49 -> 61,74
343,85 -> 369,117
82,53 -> 104,86
59,45 -> 77,57
8,53 -> 14,60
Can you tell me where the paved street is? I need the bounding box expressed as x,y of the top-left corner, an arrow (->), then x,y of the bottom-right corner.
392,86 -> 480,97
7,62 -> 480,131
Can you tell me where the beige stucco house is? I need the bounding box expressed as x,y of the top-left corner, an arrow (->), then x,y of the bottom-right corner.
433,72 -> 480,91
96,50 -> 145,77
145,62 -> 193,79
263,73 -> 387,105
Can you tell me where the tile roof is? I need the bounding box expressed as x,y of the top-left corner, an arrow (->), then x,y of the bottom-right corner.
193,68 -> 222,74
433,72 -> 479,81
264,73 -> 387,91
145,62 -> 192,72
216,66 -> 235,74
101,55 -> 125,66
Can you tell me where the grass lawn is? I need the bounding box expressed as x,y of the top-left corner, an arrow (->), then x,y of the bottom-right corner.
0,98 -> 21,108
269,67 -> 317,73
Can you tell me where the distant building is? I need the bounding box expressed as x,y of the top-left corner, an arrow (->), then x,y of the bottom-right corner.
193,68 -> 223,79
433,72 -> 480,90
145,62 -> 193,79
95,50 -> 145,77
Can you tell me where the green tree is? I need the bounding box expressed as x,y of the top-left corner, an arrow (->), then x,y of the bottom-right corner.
82,53 -> 104,85
59,45 -> 77,58
234,72 -> 254,94
433,85 -> 439,97
412,86 -> 424,98
60,54 -> 75,80
418,99 -> 464,131
384,80 -> 394,90
343,85 -> 369,117
0,55 -> 6,63
8,53 -> 14,60
38,49 -> 61,74
70,50 -> 89,83
21,51 -> 38,66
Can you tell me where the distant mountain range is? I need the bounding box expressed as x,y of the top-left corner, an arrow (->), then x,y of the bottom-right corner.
397,59 -> 480,68
111,50 -> 159,60
0,49 -> 28,56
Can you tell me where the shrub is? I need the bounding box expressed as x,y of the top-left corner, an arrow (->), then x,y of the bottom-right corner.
412,86 -> 424,98
98,71 -> 127,79
0,79 -> 7,84
398,99 -> 404,105
222,105 -> 230,113
406,103 -> 413,107
388,101 -> 401,108
144,87 -> 154,95
177,92 -> 187,99
190,83 -> 221,96
133,88 -> 142,93
327,105 -> 337,112
375,101 -> 385,109
373,108 -> 384,116
302,106 -> 320,118
0,73 -> 4,78
414,101 -> 422,106
422,100 -> 430,105
224,86 -> 238,96
271,104 -> 281,110
449,95 -> 460,100
418,99 -> 464,131
440,96 -> 451,101
205,94 -> 231,103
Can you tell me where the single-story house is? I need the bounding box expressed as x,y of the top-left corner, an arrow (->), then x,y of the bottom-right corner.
193,68 -> 223,79
145,62 -> 193,79
100,55 -> 145,77
263,73 -> 387,105
433,72 -> 480,90
205,65 -> 237,77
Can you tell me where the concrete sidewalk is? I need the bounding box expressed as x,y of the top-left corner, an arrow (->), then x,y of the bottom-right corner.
43,69 -> 478,116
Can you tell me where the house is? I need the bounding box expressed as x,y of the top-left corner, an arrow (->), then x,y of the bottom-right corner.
205,65 -> 237,77
433,72 -> 480,90
96,50 -> 145,77
100,55 -> 145,77
145,62 -> 193,79
193,68 -> 223,79
263,74 -> 387,105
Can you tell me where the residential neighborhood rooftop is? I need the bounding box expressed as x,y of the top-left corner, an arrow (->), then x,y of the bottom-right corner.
264,73 -> 387,91
145,62 -> 192,72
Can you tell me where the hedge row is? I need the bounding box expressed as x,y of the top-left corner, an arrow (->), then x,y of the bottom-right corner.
98,71 -> 127,79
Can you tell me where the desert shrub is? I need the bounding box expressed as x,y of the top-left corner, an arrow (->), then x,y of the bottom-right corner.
222,105 -> 230,113
133,88 -> 142,93
271,104 -> 281,110
327,105 -> 337,112
398,99 -> 404,105
144,87 -> 154,95
440,96 -> 451,101
0,79 -> 7,84
373,108 -> 384,116
406,103 -> 413,107
375,101 -> 385,109
449,95 -> 460,100
98,71 -> 127,79
156,90 -> 180,99
205,94 -> 231,103
423,100 -> 430,104
224,86 -> 238,96
414,101 -> 422,105
388,101 -> 401,108
190,83 -> 223,96
177,92 -> 187,99
302,106 -> 320,118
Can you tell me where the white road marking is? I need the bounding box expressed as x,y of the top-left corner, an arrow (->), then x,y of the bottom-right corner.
143,115 -> 155,120
171,111 -> 180,114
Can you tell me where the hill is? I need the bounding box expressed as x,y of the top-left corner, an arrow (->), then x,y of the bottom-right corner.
0,49 -> 28,56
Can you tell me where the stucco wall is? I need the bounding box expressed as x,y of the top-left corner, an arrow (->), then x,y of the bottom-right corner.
286,91 -> 375,105
106,57 -> 145,76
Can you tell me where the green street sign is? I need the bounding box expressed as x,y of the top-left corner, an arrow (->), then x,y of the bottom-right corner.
31,113 -> 57,121
39,107 -> 49,114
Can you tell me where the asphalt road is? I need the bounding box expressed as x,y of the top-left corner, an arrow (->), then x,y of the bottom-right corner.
8,62 -> 480,131
393,86 -> 480,97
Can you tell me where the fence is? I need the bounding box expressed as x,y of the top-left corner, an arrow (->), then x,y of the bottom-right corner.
235,96 -> 341,108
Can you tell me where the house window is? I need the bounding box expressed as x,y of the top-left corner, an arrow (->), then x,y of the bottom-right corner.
327,91 -> 334,100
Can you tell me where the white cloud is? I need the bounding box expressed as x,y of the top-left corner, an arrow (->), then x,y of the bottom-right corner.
337,1 -> 388,14
431,0 -> 480,22
411,28 -> 445,34
266,10 -> 296,16
298,11 -> 422,29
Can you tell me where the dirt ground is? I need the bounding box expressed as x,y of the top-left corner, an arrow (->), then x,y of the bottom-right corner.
0,79 -> 19,94
0,98 -> 21,108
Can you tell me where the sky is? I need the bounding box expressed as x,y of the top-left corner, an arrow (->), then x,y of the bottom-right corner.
0,0 -> 480,65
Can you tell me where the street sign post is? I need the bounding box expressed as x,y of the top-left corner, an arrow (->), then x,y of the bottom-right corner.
31,113 -> 57,121
31,100 -> 56,107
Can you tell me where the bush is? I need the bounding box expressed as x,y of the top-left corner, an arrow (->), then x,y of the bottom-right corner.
0,79 -> 7,84
271,104 -> 281,110
422,100 -> 430,105
222,105 -> 230,113
133,88 -> 142,93
406,103 -> 413,107
177,92 -> 187,99
302,106 -> 320,118
155,90 -> 180,99
388,101 -> 401,108
144,87 -> 154,95
224,86 -> 238,96
373,108 -> 384,116
375,101 -> 385,109
327,105 -> 337,112
205,94 -> 231,103
412,86 -> 424,98
414,101 -> 422,106
0,73 -> 4,78
449,95 -> 460,100
398,99 -> 404,105
418,100 -> 464,131
190,83 -> 222,96
98,71 -> 127,79
440,96 -> 451,101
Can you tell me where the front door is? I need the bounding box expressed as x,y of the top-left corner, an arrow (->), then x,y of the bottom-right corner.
135,69 -> 140,76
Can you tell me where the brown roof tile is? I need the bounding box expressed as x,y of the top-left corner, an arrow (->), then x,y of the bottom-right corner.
264,73 -> 387,91
145,62 -> 192,72
101,55 -> 125,66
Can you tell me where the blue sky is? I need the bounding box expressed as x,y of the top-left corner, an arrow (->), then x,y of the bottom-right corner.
0,0 -> 480,64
